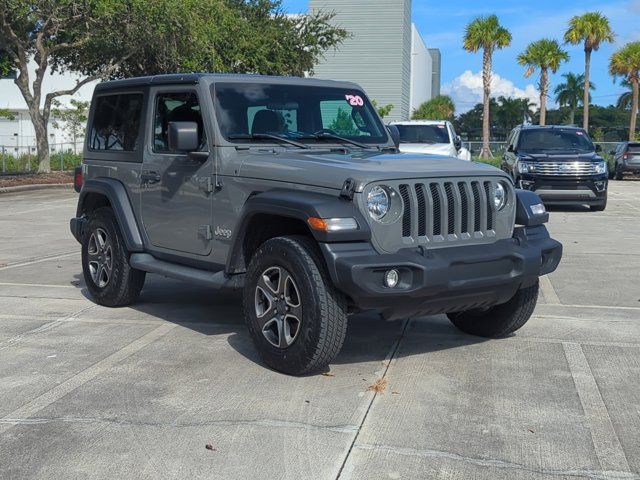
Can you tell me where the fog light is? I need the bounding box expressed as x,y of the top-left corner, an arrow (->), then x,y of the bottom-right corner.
384,269 -> 400,288
531,203 -> 546,215
594,181 -> 606,192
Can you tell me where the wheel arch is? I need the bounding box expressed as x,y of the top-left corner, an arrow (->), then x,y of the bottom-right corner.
77,178 -> 145,252
225,189 -> 370,275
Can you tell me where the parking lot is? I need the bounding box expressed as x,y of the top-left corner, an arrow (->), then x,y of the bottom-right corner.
0,182 -> 639,480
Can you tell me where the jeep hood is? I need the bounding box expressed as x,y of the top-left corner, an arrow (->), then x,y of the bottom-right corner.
237,150 -> 505,191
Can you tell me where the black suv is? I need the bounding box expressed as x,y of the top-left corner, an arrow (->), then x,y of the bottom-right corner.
611,141 -> 640,180
502,125 -> 608,211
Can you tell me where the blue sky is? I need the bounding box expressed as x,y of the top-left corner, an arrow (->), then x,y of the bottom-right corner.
281,0 -> 640,112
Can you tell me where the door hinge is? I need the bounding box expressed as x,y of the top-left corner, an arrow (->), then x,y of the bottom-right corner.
198,225 -> 213,241
201,176 -> 222,194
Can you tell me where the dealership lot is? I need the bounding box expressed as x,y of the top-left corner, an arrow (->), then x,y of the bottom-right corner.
0,183 -> 639,480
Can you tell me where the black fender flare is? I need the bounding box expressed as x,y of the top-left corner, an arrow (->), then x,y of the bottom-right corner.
225,189 -> 370,274
515,189 -> 549,226
76,178 -> 145,252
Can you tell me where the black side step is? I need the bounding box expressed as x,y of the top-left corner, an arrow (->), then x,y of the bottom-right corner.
129,253 -> 243,289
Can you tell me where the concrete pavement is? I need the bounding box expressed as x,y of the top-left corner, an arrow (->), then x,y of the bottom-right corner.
0,183 -> 639,479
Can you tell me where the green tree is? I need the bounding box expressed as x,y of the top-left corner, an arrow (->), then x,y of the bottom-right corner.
411,95 -> 455,120
609,42 -> 640,141
328,108 -> 359,136
554,73 -> 593,125
371,100 -> 394,119
616,79 -> 635,111
564,12 -> 615,131
0,108 -> 15,120
463,15 -> 511,158
51,99 -> 89,152
494,96 -> 534,136
517,39 -> 569,126
0,0 -> 348,172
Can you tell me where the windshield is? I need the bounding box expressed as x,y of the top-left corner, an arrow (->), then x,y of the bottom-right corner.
627,143 -> 640,153
517,128 -> 595,153
212,82 -> 388,145
395,124 -> 450,144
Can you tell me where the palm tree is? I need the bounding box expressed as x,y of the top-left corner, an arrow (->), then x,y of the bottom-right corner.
609,42 -> 640,141
564,12 -> 615,131
616,79 -> 634,111
463,15 -> 512,158
517,39 -> 569,126
411,95 -> 456,120
553,73 -> 594,125
494,97 -> 535,135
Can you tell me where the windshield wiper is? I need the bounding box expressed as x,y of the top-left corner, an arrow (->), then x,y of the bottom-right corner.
228,133 -> 309,149
302,131 -> 370,149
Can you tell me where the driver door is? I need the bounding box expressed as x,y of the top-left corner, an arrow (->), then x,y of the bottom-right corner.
140,87 -> 214,256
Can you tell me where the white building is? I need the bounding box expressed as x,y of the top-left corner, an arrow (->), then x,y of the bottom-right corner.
308,0 -> 440,121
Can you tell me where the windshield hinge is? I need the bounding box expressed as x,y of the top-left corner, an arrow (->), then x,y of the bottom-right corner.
340,178 -> 357,201
198,225 -> 213,241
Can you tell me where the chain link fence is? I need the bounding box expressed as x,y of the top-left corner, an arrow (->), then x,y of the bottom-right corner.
0,142 -> 83,174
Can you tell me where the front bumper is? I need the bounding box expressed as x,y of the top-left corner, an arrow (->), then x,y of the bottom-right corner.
320,225 -> 562,320
518,174 -> 607,205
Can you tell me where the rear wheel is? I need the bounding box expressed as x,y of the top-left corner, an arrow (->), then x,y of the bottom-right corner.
82,207 -> 145,307
243,236 -> 347,375
447,282 -> 539,338
615,166 -> 624,181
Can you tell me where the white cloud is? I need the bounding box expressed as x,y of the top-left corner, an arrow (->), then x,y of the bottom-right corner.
442,70 -> 540,114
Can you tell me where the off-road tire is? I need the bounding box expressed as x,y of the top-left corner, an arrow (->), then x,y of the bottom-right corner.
82,207 -> 145,307
447,281 -> 539,338
243,235 -> 348,375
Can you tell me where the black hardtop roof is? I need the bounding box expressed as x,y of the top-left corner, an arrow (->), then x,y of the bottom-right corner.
93,73 -> 360,92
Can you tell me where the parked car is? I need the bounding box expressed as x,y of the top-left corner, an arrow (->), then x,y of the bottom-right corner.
70,74 -> 562,375
501,125 -> 608,211
610,141 -> 640,180
389,120 -> 472,160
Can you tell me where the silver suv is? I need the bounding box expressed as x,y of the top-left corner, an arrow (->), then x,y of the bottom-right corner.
71,74 -> 562,375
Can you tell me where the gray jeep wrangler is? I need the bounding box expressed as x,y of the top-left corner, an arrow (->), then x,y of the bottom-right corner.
70,74 -> 562,375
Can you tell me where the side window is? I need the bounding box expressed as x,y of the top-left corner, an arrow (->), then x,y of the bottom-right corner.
153,92 -> 206,153
320,100 -> 374,137
89,93 -> 143,151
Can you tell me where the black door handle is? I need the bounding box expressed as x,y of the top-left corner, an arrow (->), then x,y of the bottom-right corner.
141,171 -> 161,184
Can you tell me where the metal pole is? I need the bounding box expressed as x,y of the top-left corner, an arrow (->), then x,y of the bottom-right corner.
2,146 -> 5,174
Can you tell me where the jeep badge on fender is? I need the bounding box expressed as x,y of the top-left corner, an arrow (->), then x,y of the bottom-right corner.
70,74 -> 562,376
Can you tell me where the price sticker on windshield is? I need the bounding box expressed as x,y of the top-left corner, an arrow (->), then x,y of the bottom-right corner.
345,94 -> 364,107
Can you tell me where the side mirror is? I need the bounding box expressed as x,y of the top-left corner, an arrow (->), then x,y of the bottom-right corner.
386,124 -> 400,149
507,144 -> 515,153
454,135 -> 462,151
609,149 -> 616,155
595,144 -> 602,152
168,121 -> 199,152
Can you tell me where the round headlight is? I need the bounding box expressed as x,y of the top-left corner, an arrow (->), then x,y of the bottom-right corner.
494,182 -> 507,211
367,186 -> 390,221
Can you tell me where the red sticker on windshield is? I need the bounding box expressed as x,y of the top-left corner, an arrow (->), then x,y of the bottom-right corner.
345,94 -> 364,107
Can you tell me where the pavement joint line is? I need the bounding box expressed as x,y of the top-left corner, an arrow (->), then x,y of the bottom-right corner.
539,275 -> 561,305
0,323 -> 177,435
0,250 -> 78,271
351,444 -> 640,480
0,416 -> 359,435
544,303 -> 640,312
0,282 -> 78,289
335,317 -> 411,480
562,342 -> 631,473
0,304 -> 97,349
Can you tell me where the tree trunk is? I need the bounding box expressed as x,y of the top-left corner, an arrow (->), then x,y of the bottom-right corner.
539,69 -> 548,126
481,48 -> 492,159
583,48 -> 591,132
630,78 -> 639,142
29,107 -> 51,173
569,106 -> 575,126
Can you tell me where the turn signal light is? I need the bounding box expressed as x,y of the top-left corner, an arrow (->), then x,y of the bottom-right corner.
307,217 -> 358,232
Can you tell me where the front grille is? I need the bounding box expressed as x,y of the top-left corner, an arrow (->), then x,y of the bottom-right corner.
531,162 -> 600,176
400,179 -> 497,242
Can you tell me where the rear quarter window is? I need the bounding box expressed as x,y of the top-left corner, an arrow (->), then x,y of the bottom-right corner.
88,93 -> 144,151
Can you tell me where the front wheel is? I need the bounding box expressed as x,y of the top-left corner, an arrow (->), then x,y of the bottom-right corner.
243,236 -> 348,375
447,281 -> 539,338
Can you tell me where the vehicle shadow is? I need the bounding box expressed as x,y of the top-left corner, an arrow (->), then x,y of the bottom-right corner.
73,272 -> 488,372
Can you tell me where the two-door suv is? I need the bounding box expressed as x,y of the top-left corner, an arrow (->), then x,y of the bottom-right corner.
71,74 -> 562,375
